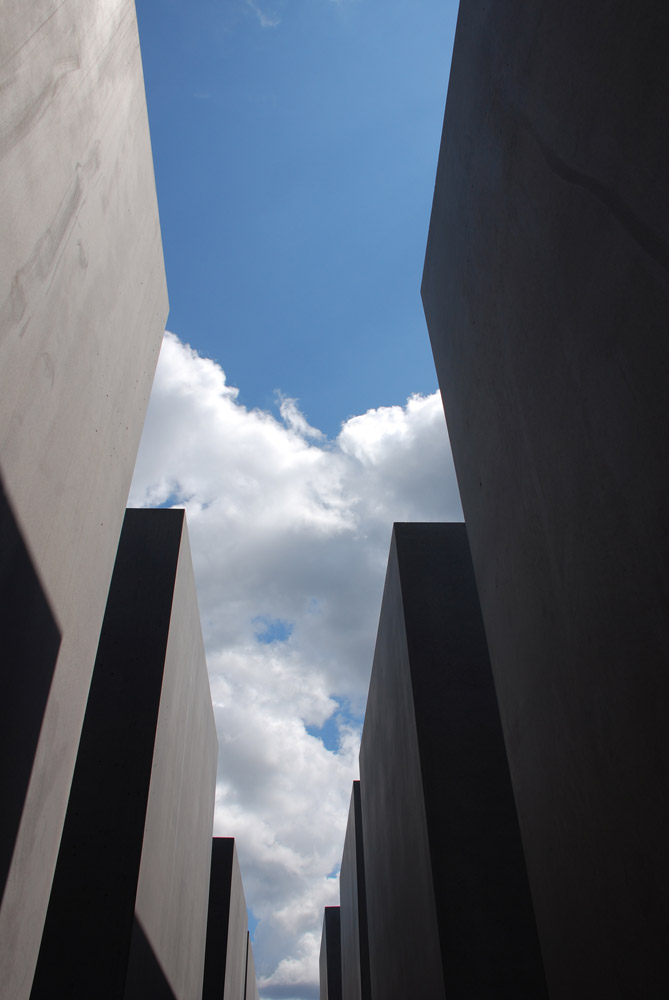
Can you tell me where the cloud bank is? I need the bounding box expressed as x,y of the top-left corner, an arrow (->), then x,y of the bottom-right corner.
129,332 -> 462,998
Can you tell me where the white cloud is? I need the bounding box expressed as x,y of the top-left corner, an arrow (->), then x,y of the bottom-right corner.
245,0 -> 281,29
129,332 -> 462,998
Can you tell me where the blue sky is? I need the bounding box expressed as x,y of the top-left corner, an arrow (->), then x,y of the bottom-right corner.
135,0 -> 458,437
132,2 -> 460,996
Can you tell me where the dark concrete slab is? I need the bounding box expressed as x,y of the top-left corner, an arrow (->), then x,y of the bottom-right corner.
30,509 -> 217,1000
422,4 -> 669,995
339,782 -> 370,1000
359,524 -> 546,999
319,907 -> 342,1000
203,839 -> 250,1000
203,840 -> 234,1000
0,2 -> 168,991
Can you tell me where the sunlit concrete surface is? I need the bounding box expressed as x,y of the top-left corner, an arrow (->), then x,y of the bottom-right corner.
0,2 -> 167,995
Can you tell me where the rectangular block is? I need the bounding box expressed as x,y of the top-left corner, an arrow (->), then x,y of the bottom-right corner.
339,782 -> 371,1000
30,509 -> 217,1000
359,523 -> 546,999
0,2 -> 168,993
421,4 -> 669,995
203,839 -> 252,1000
319,907 -> 342,1000
244,934 -> 259,1000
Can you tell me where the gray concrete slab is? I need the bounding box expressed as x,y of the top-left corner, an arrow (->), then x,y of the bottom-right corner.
30,509 -> 216,1000
359,524 -> 546,999
244,934 -> 259,1000
319,907 -> 342,1000
422,4 -> 669,995
0,2 -> 167,994
339,782 -> 370,1000
203,839 -> 251,1000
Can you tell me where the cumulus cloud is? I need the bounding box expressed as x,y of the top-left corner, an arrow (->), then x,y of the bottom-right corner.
129,332 -> 462,998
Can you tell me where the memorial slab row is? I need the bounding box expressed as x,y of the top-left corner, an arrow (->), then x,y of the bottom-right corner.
322,524 -> 546,999
28,511 -> 259,1000
422,2 -> 669,995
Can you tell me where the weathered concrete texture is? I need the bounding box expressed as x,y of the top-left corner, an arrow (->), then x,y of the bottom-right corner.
0,1 -> 168,994
30,509 -> 217,1000
319,907 -> 342,1000
203,839 -> 251,1000
339,782 -> 370,1000
360,524 -> 546,999
421,4 -> 669,996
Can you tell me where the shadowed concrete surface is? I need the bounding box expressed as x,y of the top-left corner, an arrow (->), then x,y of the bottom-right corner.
422,3 -> 669,995
30,509 -> 216,1000
319,907 -> 342,1000
124,919 -> 178,1000
203,839 -> 253,1000
339,782 -> 370,1000
0,2 -> 167,993
359,524 -> 546,999
0,477 -> 60,905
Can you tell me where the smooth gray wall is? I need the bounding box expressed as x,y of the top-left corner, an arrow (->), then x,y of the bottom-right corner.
30,509 -> 216,1000
359,524 -> 546,999
422,3 -> 669,995
339,782 -> 370,1000
0,2 -> 167,994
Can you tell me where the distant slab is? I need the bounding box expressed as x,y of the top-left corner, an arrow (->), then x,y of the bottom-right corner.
203,839 -> 254,1000
422,3 -> 669,994
0,1 -> 168,993
31,509 -> 217,1000
319,907 -> 342,1000
339,782 -> 371,1000
359,523 -> 546,999
245,933 -> 259,1000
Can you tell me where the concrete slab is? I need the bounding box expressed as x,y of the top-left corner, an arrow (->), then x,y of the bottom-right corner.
339,782 -> 370,1000
319,907 -> 342,1000
0,2 -> 167,993
244,934 -> 259,1000
359,523 -> 546,999
203,839 -> 251,1000
30,509 -> 217,1000
422,4 -> 669,994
